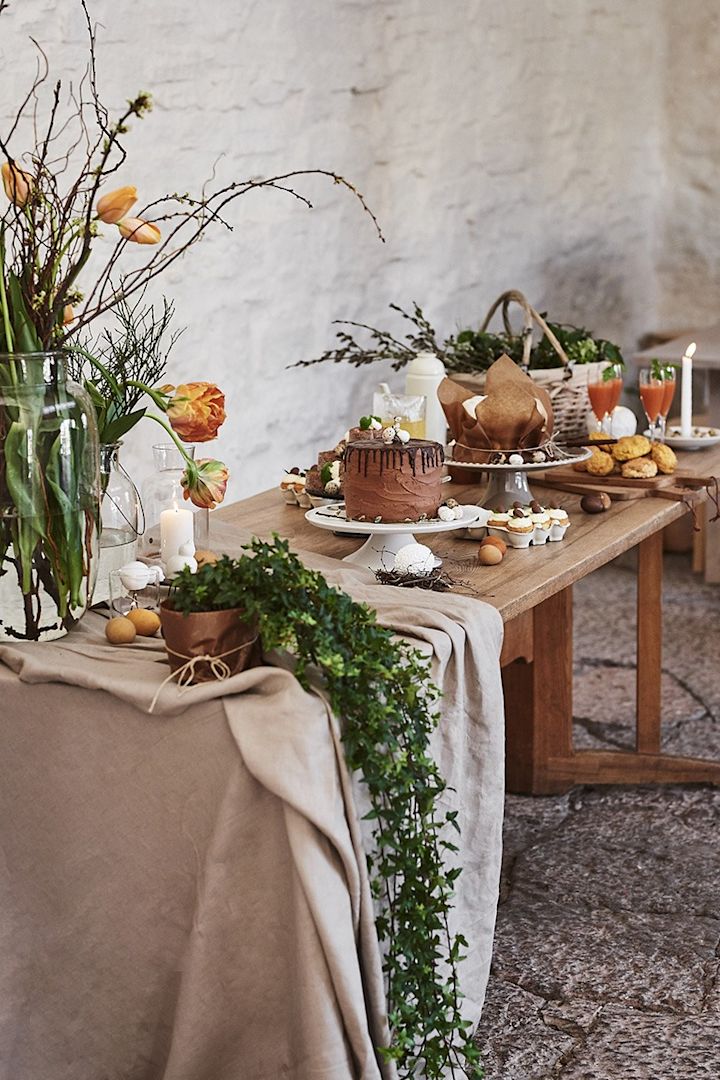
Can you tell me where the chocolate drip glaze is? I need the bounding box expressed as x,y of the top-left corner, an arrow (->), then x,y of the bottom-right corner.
343,439 -> 445,523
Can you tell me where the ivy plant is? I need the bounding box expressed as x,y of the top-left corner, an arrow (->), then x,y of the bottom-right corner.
170,537 -> 483,1079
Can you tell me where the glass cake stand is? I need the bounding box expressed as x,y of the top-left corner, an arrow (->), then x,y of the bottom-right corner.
446,447 -> 592,508
305,504 -> 482,572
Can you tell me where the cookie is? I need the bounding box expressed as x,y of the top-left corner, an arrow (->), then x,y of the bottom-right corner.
621,456 -> 658,479
586,449 -> 615,476
613,435 -> 652,462
651,442 -> 677,475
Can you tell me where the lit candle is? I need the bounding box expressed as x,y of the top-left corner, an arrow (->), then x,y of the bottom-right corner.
680,341 -> 697,438
160,503 -> 194,566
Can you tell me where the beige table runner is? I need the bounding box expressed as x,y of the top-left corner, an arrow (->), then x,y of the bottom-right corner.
0,523 -> 504,1080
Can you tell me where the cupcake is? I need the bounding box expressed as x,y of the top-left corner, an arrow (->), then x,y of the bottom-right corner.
529,500 -> 551,530
548,506 -> 570,528
488,508 -> 511,529
507,508 -> 534,535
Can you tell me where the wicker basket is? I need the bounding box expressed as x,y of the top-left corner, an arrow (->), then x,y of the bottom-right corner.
449,289 -> 591,442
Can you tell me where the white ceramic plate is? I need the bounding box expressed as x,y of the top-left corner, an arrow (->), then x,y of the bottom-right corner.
306,503 -> 483,534
662,426 -> 720,451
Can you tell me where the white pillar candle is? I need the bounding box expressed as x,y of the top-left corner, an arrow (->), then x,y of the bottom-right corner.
160,505 -> 194,566
680,341 -> 697,438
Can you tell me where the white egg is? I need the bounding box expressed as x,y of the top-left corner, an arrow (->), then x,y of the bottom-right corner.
178,541 -> 196,557
396,428 -> 411,443
118,561 -> 152,592
393,543 -> 435,576
508,453 -> 524,465
586,406 -> 637,438
437,505 -> 455,522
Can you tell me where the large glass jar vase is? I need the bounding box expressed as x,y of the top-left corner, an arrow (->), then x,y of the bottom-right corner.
0,352 -> 100,641
140,443 -> 209,561
94,441 -> 142,605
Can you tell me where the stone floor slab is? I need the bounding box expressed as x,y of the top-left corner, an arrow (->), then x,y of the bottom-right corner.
557,1004 -> 720,1079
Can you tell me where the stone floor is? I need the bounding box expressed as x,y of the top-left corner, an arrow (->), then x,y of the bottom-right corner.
474,553 -> 720,1079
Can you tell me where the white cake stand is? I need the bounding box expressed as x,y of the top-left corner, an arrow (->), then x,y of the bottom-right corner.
446,447 -> 592,507
305,504 -> 482,572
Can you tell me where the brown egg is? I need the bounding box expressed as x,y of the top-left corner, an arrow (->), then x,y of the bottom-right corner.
106,616 -> 137,645
581,492 -> 611,514
195,549 -> 220,567
481,535 -> 507,555
478,543 -> 504,565
126,608 -> 161,637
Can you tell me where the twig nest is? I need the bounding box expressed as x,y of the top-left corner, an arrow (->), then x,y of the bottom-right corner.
393,542 -> 435,576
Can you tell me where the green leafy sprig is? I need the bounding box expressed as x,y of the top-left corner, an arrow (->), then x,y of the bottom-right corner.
169,538 -> 483,1079
296,301 -> 625,376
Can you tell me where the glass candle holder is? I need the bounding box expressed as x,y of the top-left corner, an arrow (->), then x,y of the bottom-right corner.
140,444 -> 209,560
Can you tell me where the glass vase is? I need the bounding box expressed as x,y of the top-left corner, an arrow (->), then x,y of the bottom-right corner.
0,352 -> 100,641
94,441 -> 143,606
140,443 -> 209,561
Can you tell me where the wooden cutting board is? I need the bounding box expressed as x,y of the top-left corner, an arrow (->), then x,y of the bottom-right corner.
540,467 -> 714,503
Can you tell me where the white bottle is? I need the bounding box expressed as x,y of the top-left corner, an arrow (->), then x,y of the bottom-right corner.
404,351 -> 447,445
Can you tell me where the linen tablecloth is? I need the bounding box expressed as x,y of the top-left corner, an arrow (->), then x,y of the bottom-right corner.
0,525 -> 504,1080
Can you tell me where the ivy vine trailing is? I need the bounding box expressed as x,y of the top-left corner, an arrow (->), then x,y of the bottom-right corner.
170,536 -> 483,1079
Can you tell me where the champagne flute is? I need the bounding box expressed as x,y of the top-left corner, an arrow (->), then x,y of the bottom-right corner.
658,363 -> 676,443
587,362 -> 624,434
639,368 -> 665,442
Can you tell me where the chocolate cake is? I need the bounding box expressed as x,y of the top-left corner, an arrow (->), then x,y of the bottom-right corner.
343,439 -> 444,522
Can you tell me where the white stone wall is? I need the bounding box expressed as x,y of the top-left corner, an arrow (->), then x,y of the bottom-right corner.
0,0 -> 684,500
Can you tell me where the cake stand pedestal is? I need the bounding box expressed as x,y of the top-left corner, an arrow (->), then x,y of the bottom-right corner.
304,505 -> 482,572
447,448 -> 591,508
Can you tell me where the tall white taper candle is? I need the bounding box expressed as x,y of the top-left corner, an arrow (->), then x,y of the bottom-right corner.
680,341 -> 697,438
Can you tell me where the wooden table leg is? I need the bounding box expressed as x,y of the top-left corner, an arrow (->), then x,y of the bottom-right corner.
636,531 -> 662,753
504,587 -> 574,795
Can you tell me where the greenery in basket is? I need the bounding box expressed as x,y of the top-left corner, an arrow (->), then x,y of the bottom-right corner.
170,537 -> 484,1080
296,301 -> 624,374
0,0 -> 380,637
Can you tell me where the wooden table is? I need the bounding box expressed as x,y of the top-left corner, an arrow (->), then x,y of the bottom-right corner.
216,483 -> 720,796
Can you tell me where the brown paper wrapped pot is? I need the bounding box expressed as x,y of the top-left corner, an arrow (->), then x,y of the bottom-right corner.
160,602 -> 259,684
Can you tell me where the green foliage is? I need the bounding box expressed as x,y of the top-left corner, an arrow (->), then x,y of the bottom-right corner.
66,294 -> 181,444
650,357 -> 678,382
170,538 -> 484,1079
296,301 -> 625,376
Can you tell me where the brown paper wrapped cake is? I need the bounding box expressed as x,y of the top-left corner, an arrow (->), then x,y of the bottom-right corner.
438,355 -> 554,464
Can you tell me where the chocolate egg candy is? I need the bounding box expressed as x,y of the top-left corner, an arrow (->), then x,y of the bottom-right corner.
581,493 -> 610,514
598,492 -> 612,510
478,543 -> 504,565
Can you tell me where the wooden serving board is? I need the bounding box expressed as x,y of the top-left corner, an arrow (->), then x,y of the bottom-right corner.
539,467 -> 714,504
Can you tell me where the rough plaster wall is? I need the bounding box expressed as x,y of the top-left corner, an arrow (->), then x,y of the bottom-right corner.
657,0 -> 720,331
0,0 -> 665,500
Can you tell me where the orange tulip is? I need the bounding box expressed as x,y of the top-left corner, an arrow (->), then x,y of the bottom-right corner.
63,305 -> 75,325
117,217 -> 161,245
181,458 -> 229,509
1,161 -> 32,207
166,382 -> 226,442
96,185 -> 138,224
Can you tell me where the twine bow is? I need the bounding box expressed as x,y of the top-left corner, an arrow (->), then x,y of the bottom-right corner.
149,639 -> 257,714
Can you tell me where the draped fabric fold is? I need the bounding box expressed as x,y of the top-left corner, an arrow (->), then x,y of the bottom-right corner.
0,531 -> 504,1080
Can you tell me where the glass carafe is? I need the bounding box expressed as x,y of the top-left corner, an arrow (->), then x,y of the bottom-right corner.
94,441 -> 142,605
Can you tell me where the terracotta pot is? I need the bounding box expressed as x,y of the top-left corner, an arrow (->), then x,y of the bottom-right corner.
159,602 -> 259,684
